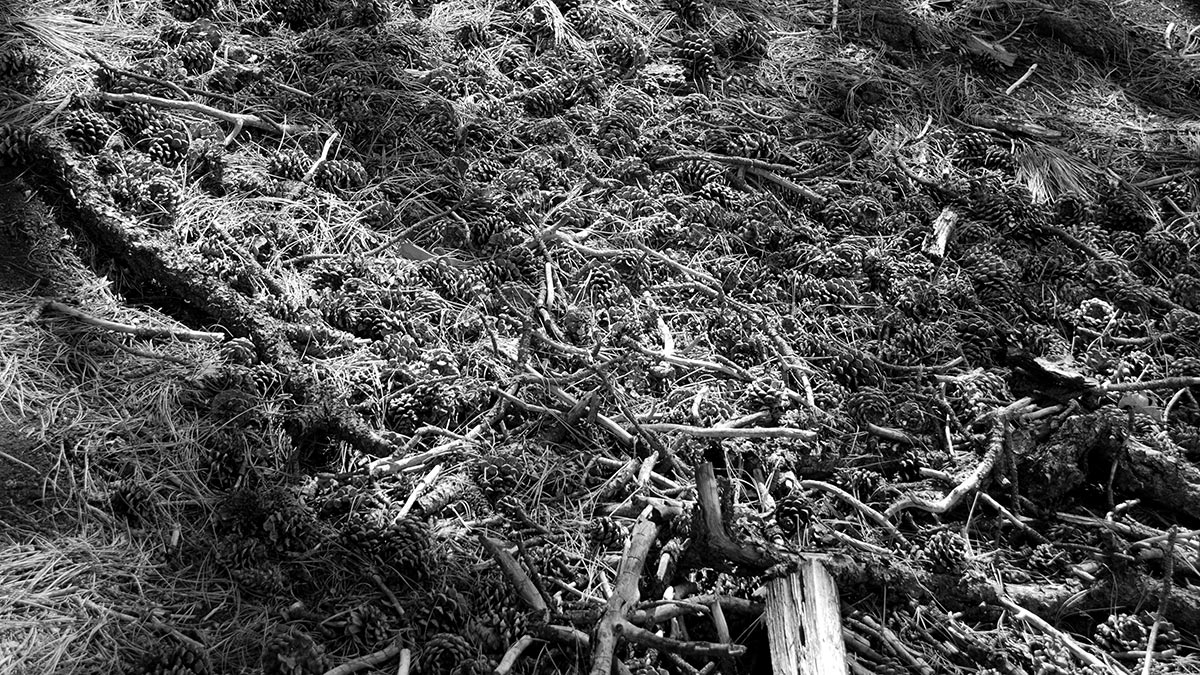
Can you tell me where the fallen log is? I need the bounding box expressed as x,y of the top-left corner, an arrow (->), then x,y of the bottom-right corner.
27,134 -> 397,457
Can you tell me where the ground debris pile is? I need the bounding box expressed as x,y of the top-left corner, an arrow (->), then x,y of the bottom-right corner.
4,0 -> 1200,672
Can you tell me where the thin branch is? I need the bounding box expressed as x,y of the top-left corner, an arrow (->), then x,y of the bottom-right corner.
801,480 -> 908,546
96,91 -> 307,140
616,621 -> 746,657
322,641 -> 403,675
743,166 -> 827,205
1098,377 -> 1200,393
589,506 -> 662,675
997,595 -> 1127,674
494,636 -> 538,675
41,300 -> 225,342
87,49 -> 193,101
639,423 -> 817,441
885,421 -> 1006,518
655,151 -> 800,176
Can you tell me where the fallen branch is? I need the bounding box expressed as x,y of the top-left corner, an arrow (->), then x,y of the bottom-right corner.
478,534 -> 549,612
1143,529 -> 1177,675
997,595 -> 1126,674
922,207 -> 958,260
800,480 -> 908,546
695,462 -> 787,570
1040,223 -> 1107,260
299,131 -> 340,185
39,300 -> 225,342
639,423 -> 817,441
743,166 -> 827,205
1098,376 -> 1200,393
885,420 -> 1006,518
96,91 -> 307,141
616,621 -> 745,656
494,636 -> 537,675
87,49 -> 194,101
629,595 -> 762,626
322,641 -> 403,675
626,341 -> 751,380
589,506 -> 661,675
655,151 -> 799,176
630,242 -> 726,296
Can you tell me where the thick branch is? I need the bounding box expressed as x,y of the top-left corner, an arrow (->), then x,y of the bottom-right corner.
589,506 -> 661,675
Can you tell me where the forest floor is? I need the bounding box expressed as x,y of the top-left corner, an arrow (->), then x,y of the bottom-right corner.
5,0 -> 1200,673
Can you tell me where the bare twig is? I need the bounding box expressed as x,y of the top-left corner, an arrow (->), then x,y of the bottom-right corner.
478,534 -> 549,612
800,480 -> 908,546
885,420 -> 1006,518
743,166 -> 827,205
494,636 -> 538,675
87,49 -> 193,101
323,641 -> 404,675
96,91 -> 307,140
997,595 -> 1127,674
1143,528 -> 1177,675
40,300 -> 225,342
639,423 -> 817,441
616,621 -> 746,656
655,151 -> 799,176
1099,377 -> 1200,393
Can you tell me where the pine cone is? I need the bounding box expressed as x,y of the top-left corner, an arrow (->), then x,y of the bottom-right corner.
954,131 -> 992,164
63,110 -> 115,154
774,492 -> 812,537
314,159 -> 368,192
344,603 -> 393,646
472,456 -> 521,503
586,517 -> 627,550
1093,612 -> 1148,653
676,35 -> 718,84
600,34 -> 648,75
165,0 -> 218,21
111,480 -> 156,526
963,251 -> 1015,306
0,124 -> 38,169
420,633 -> 475,675
921,529 -> 967,573
0,45 -> 44,93
827,351 -> 882,390
176,40 -> 214,74
663,0 -> 708,28
125,641 -> 211,675
261,626 -> 326,675
724,23 -> 769,63
415,592 -> 469,638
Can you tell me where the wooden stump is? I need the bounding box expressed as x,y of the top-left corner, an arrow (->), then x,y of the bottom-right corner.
764,559 -> 847,675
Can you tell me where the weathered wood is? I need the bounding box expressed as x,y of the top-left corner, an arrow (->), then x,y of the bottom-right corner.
764,560 -> 848,675
589,506 -> 660,675
923,207 -> 958,260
